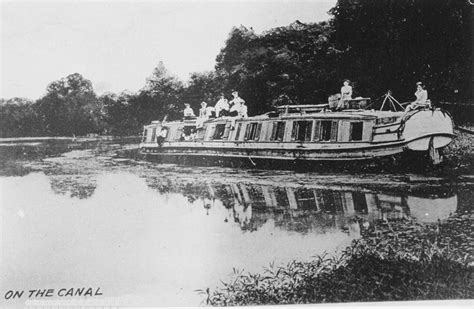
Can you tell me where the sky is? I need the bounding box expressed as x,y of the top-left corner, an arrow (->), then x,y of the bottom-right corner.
1,0 -> 337,100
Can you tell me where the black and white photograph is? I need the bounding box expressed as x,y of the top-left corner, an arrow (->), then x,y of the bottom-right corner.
1,0 -> 473,307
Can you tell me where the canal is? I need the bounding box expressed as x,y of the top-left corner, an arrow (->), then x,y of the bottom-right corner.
0,141 -> 471,306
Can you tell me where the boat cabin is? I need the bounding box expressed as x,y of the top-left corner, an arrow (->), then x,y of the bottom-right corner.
142,109 -> 386,145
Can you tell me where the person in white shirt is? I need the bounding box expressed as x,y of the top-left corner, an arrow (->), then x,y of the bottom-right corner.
341,79 -> 353,100
183,103 -> 195,119
337,79 -> 353,110
406,82 -> 429,111
229,101 -> 240,117
238,101 -> 248,118
214,94 -> 229,117
199,101 -> 210,118
197,101 -> 209,128
229,91 -> 245,106
229,91 -> 246,117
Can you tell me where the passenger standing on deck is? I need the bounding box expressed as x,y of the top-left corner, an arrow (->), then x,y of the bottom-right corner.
338,79 -> 353,110
197,101 -> 210,128
214,94 -> 229,117
199,101 -> 210,118
341,79 -> 353,100
406,82 -> 428,111
183,103 -> 195,119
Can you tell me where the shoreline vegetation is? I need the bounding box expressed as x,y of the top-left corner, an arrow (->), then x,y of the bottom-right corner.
202,211 -> 473,306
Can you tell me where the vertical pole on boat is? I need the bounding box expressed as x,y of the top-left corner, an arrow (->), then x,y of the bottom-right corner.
380,91 -> 390,110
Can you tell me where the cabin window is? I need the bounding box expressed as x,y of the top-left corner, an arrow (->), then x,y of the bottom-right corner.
234,123 -> 242,141
151,127 -> 157,142
244,122 -> 262,141
142,128 -> 148,142
270,121 -> 286,141
183,126 -> 196,135
159,127 -> 169,140
291,121 -> 313,142
316,120 -> 338,141
212,124 -> 227,140
350,122 -> 363,141
179,126 -> 197,141
196,128 -> 205,140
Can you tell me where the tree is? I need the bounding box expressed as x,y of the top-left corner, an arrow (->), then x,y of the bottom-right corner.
99,92 -> 139,136
140,61 -> 184,120
330,0 -> 471,103
215,22 -> 338,115
0,98 -> 41,137
35,73 -> 101,136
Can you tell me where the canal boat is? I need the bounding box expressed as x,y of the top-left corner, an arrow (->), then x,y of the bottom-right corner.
139,97 -> 454,167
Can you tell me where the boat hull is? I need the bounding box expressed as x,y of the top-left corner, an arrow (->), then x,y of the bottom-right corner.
402,109 -> 455,151
140,139 -> 407,162
139,107 -> 455,168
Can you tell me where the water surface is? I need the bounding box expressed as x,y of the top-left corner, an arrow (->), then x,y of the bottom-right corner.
0,146 -> 467,306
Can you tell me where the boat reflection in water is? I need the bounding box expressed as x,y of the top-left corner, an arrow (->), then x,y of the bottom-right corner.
145,178 -> 457,236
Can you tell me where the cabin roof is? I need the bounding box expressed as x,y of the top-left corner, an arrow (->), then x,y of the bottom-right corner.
145,110 -> 405,127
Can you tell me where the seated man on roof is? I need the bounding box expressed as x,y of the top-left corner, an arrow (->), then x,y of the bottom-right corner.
183,103 -> 195,119
228,91 -> 247,117
214,94 -> 229,117
405,82 -> 429,112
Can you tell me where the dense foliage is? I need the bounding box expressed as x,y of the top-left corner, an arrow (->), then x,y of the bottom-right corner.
0,0 -> 471,137
203,212 -> 474,305
330,0 -> 471,102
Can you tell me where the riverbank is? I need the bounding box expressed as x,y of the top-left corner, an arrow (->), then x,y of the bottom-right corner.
443,130 -> 474,174
203,211 -> 473,305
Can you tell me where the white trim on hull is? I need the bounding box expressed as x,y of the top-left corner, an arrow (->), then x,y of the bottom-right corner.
141,140 -> 407,161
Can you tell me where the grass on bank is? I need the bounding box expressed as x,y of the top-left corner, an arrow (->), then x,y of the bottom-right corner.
443,130 -> 474,172
201,214 -> 473,306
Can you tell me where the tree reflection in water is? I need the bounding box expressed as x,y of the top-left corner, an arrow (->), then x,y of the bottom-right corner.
49,175 -> 97,199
